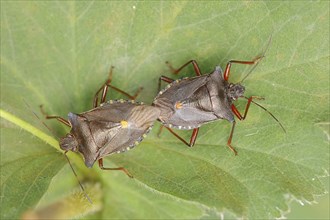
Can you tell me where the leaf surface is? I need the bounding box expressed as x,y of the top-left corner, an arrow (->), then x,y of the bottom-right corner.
1,1 -> 329,219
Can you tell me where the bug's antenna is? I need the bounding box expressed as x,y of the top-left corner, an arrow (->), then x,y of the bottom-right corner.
245,97 -> 286,133
23,99 -> 93,204
23,100 -> 60,139
64,151 -> 93,204
240,35 -> 272,83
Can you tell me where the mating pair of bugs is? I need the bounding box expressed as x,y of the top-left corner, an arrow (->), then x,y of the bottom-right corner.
43,53 -> 285,181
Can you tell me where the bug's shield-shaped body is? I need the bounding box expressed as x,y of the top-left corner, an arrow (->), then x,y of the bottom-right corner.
153,66 -> 235,129
61,100 -> 160,168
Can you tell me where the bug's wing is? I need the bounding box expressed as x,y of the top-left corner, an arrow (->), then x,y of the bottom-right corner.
83,101 -> 136,122
153,75 -> 211,125
82,102 -> 160,158
154,75 -> 209,104
165,108 -> 218,129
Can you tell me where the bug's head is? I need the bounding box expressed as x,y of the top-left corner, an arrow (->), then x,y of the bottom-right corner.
60,133 -> 78,152
227,83 -> 245,101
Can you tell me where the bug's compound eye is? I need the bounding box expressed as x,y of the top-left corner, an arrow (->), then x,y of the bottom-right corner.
60,134 -> 78,152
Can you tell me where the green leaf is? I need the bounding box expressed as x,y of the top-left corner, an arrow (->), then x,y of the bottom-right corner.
1,1 -> 329,219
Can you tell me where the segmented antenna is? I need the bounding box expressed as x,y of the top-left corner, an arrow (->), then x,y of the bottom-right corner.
64,151 -> 93,204
244,97 -> 286,133
23,99 -> 93,204
240,35 -> 273,83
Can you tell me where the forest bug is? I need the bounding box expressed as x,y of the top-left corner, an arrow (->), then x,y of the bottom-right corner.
153,43 -> 285,155
42,66 -> 160,176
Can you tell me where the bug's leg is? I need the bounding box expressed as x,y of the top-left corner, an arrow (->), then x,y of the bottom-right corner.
166,60 -> 201,76
223,56 -> 264,81
93,66 -> 114,107
158,75 -> 174,92
39,105 -> 70,127
107,84 -> 143,101
189,128 -> 199,147
231,96 -> 265,120
158,60 -> 201,91
164,127 -> 189,146
227,96 -> 264,155
227,122 -> 238,155
93,66 -> 143,107
157,125 -> 165,137
163,127 -> 199,147
98,158 -> 133,178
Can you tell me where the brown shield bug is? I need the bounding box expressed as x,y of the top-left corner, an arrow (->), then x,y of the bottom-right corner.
153,45 -> 285,155
42,66 -> 160,177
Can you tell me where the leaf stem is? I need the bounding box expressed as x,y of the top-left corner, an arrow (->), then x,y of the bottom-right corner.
1,109 -> 59,149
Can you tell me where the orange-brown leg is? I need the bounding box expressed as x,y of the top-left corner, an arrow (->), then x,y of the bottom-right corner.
231,96 -> 265,120
166,60 -> 202,76
227,122 -> 238,155
228,96 -> 265,155
98,158 -> 133,178
163,127 -> 200,147
223,56 -> 264,81
93,66 -> 143,107
157,75 -> 175,92
39,105 -> 71,127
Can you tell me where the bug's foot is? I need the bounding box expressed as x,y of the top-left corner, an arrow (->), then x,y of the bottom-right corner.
165,61 -> 179,74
